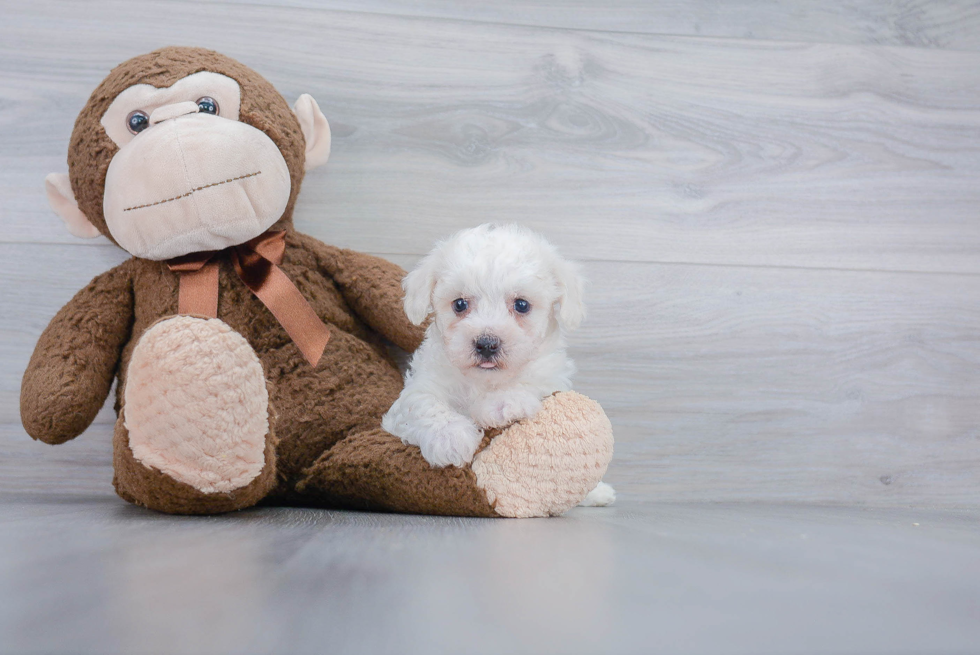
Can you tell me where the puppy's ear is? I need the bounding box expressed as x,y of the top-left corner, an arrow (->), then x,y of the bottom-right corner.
554,256 -> 586,330
403,253 -> 439,325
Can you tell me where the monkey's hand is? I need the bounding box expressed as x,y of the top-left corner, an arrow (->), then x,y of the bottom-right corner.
21,262 -> 135,444
297,233 -> 427,353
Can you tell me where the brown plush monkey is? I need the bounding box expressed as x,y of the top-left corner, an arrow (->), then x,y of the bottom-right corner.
21,47 -> 613,517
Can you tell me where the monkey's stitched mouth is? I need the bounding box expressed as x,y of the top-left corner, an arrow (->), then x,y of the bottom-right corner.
123,170 -> 262,212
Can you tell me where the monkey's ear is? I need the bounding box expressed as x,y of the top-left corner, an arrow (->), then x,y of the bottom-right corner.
44,173 -> 100,239
293,94 -> 331,171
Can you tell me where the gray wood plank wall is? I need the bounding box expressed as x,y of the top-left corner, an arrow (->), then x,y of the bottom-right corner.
1,0 -> 978,507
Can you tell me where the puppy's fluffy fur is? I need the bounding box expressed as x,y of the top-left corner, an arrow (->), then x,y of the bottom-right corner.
383,223 -> 614,506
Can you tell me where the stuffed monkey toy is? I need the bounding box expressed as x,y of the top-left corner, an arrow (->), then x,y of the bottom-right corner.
21,47 -> 613,517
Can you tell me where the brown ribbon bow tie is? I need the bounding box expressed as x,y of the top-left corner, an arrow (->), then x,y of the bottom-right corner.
167,230 -> 330,367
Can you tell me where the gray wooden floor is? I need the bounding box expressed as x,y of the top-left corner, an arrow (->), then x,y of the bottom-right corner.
2,1 -> 980,652
2,487 -> 980,655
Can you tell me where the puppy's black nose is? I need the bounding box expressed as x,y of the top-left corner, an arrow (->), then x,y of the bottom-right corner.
474,335 -> 500,359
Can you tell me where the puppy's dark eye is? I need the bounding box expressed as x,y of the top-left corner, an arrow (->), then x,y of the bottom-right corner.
126,110 -> 150,134
452,298 -> 468,313
514,298 -> 531,314
196,96 -> 219,115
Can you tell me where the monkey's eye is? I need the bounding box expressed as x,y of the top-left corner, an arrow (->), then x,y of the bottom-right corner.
196,97 -> 219,115
514,298 -> 531,314
126,110 -> 150,135
452,298 -> 468,314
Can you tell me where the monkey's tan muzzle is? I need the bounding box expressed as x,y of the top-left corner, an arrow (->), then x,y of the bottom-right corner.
103,111 -> 291,260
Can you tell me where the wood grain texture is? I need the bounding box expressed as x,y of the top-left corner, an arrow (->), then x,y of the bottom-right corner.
2,1 -> 980,273
209,0 -> 980,50
577,261 -> 980,507
1,1 -> 979,509
5,245 -> 979,507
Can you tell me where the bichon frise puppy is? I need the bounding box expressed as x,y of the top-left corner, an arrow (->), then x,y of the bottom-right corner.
382,223 -> 614,507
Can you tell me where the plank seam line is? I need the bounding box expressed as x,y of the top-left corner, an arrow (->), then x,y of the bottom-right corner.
185,0 -> 980,54
351,253 -> 980,278
5,242 -> 980,278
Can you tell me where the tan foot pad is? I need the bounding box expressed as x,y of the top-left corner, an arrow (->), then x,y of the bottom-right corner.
124,316 -> 270,494
472,391 -> 614,518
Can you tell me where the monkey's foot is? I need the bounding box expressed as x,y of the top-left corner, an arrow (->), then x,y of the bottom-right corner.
114,316 -> 276,514
471,391 -> 614,518
293,392 -> 612,518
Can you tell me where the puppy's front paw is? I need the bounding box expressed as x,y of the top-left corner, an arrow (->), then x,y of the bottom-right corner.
471,391 -> 543,429
420,416 -> 484,468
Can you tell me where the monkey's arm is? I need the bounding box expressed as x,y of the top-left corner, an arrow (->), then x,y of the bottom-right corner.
21,262 -> 135,444
297,235 -> 425,353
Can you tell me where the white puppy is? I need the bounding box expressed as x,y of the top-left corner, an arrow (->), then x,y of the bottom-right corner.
382,223 -> 614,507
